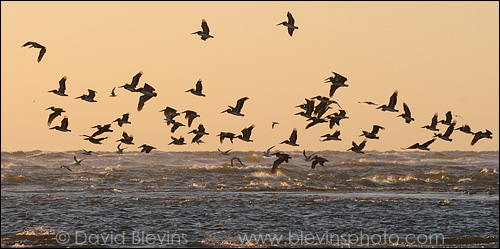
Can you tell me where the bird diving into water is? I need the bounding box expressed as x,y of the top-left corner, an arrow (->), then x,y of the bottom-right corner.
48,77 -> 68,97
221,97 -> 249,117
192,19 -> 214,41
22,41 -> 46,63
186,79 -> 206,97
377,90 -> 399,112
277,12 -> 298,37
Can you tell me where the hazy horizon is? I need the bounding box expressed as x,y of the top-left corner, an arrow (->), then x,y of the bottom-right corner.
2,1 -> 499,153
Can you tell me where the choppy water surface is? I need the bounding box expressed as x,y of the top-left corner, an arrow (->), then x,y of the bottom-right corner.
1,150 -> 499,247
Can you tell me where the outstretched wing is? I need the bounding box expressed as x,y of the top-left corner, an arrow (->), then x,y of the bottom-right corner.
37,47 -> 46,62
287,12 -> 295,26
201,19 -> 210,35
422,139 -> 436,148
388,90 -> 398,108
403,103 -> 411,116
137,94 -> 153,111
195,80 -> 203,92
289,129 -> 298,143
234,97 -> 249,112
131,71 -> 143,88
59,77 -> 67,92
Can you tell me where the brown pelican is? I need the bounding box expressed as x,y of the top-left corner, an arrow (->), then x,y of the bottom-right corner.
160,107 -> 180,124
311,155 -> 328,169
325,72 -> 348,97
231,157 -> 245,167
422,113 -> 440,131
377,90 -> 399,112
192,19 -> 214,41
277,12 -> 298,37
169,136 -> 186,145
90,124 -> 113,137
73,155 -> 84,165
182,110 -> 200,127
302,150 -> 317,162
50,117 -> 71,132
320,131 -> 341,141
137,83 -> 157,111
433,121 -> 456,142
348,140 -> 367,154
281,128 -> 299,146
271,152 -> 292,174
75,89 -> 97,102
470,130 -> 493,146
221,97 -> 249,116
439,111 -> 453,125
360,125 -> 385,139
48,77 -> 68,96
217,132 -> 237,144
46,107 -> 65,126
22,41 -> 46,62
81,135 -> 108,144
305,117 -> 327,129
295,98 -> 315,119
398,103 -> 414,124
139,144 -> 156,153
237,125 -> 255,142
401,138 -> 436,151
313,96 -> 342,115
116,131 -> 134,145
169,120 -> 185,133
456,124 -> 474,134
113,113 -> 131,127
119,71 -> 142,92
326,110 -> 349,128
186,79 -> 206,97
188,124 -> 209,143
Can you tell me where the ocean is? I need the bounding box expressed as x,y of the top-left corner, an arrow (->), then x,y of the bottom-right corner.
1,150 -> 499,248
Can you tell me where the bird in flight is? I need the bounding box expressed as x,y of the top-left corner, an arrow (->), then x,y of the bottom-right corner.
263,146 -> 275,157
139,144 -> 156,153
470,130 -> 493,146
119,71 -> 142,92
230,156 -> 245,167
277,12 -> 298,36
433,121 -> 456,142
302,150 -> 317,162
60,165 -> 72,171
117,131 -> 134,145
186,79 -> 206,97
48,77 -> 69,96
311,155 -> 328,169
110,87 -> 117,97
218,148 -> 232,155
281,128 -> 299,146
46,107 -> 65,126
192,19 -> 214,41
50,116 -> 71,132
348,140 -> 367,154
22,41 -> 46,62
402,139 -> 436,151
73,155 -> 84,165
237,125 -> 255,142
81,135 -> 108,145
377,90 -> 399,112
455,124 -> 474,134
137,83 -> 157,111
421,113 -> 440,132
75,89 -> 97,102
271,152 -> 292,174
113,113 -> 131,127
360,125 -> 385,139
397,103 -> 415,124
221,97 -> 249,117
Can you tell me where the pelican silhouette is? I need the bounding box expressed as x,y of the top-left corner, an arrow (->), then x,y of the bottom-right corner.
192,19 -> 214,41
48,77 -> 68,96
113,113 -> 131,127
90,124 -> 113,137
139,144 -> 156,153
186,79 -> 206,97
320,131 -> 341,141
188,124 -> 209,143
377,90 -> 399,112
75,89 -> 97,102
401,139 -> 436,151
110,87 -> 117,97
277,12 -> 298,36
119,71 -> 142,92
22,41 -> 46,62
433,121 -> 456,142
360,125 -> 385,139
281,128 -> 299,146
217,132 -> 237,144
348,140 -> 367,154
46,107 -> 65,126
137,83 -> 157,111
116,131 -> 134,145
81,135 -> 108,144
182,110 -> 200,127
456,124 -> 474,134
439,111 -> 453,125
325,72 -> 348,97
169,136 -> 186,145
237,125 -> 255,142
271,152 -> 292,174
398,103 -> 415,124
311,155 -> 328,169
221,97 -> 249,116
50,117 -> 71,132
470,130 -> 493,146
422,113 -> 440,131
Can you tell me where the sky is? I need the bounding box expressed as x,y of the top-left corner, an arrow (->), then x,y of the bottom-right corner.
1,1 -> 499,153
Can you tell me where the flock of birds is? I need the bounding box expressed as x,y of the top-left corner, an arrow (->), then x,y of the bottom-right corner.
23,12 -> 494,174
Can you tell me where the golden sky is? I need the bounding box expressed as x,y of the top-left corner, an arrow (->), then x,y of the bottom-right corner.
1,1 -> 498,152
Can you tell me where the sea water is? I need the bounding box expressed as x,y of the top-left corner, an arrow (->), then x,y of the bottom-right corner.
1,150 -> 498,247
